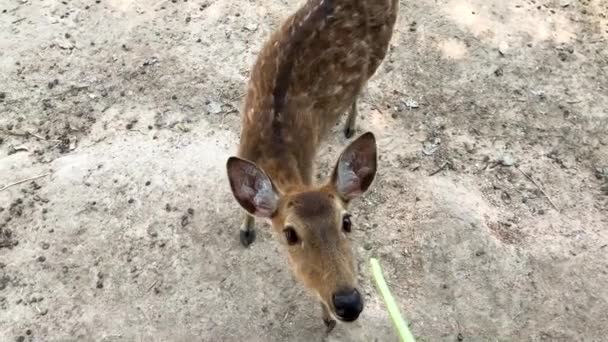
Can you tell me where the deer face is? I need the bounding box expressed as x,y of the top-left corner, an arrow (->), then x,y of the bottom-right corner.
227,132 -> 377,322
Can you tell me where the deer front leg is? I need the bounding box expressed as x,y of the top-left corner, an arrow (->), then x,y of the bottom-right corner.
343,99 -> 358,139
239,213 -> 256,247
321,302 -> 336,333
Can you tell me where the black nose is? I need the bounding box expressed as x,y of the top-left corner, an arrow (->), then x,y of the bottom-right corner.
332,288 -> 363,321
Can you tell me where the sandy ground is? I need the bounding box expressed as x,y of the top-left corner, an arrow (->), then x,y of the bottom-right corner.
1,0 -> 608,341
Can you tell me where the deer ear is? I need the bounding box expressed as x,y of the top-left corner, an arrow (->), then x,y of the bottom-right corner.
331,132 -> 377,201
226,157 -> 279,218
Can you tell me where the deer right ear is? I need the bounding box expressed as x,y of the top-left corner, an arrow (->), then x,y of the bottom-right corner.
226,157 -> 279,218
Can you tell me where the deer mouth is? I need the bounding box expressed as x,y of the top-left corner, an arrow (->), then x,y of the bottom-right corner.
335,313 -> 361,322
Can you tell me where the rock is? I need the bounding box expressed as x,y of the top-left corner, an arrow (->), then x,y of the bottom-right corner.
56,38 -> 74,50
409,21 -> 417,32
464,142 -> 476,153
499,154 -> 516,166
595,167 -> 608,180
207,101 -> 223,114
8,144 -> 30,155
422,138 -> 441,156
244,23 -> 258,31
498,41 -> 509,55
403,99 -> 419,109
181,214 -> 190,227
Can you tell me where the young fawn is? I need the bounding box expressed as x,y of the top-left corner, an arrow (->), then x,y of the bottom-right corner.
226,0 -> 398,331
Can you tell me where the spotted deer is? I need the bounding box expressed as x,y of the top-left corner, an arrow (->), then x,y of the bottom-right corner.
226,0 -> 398,331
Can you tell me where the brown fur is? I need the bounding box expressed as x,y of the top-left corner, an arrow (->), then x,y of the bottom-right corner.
228,0 -> 398,330
238,0 -> 398,187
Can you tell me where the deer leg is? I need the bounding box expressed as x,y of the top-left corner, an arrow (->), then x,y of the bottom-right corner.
343,99 -> 358,139
321,302 -> 337,333
239,214 -> 256,247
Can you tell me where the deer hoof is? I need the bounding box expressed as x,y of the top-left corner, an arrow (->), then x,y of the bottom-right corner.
324,317 -> 337,333
240,229 -> 256,247
344,126 -> 355,139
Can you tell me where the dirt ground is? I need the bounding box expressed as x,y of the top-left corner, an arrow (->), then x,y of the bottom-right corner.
1,0 -> 607,340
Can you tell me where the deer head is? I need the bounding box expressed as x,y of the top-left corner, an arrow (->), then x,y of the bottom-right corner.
227,132 -> 377,322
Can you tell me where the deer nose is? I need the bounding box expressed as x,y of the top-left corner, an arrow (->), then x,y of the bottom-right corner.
332,288 -> 363,321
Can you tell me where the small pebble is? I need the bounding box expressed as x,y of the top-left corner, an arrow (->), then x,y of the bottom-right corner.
498,41 -> 509,55
37,256 -> 46,262
500,154 -> 516,166
181,215 -> 190,227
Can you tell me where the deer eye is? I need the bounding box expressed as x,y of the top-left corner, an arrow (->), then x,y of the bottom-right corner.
342,214 -> 352,233
284,227 -> 299,245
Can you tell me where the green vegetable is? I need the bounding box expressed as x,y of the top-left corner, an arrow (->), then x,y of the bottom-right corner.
370,257 -> 416,342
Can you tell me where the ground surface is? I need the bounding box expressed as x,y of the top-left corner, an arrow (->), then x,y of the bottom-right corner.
1,0 -> 607,341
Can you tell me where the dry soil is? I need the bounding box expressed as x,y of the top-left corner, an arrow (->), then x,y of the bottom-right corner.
1,0 -> 607,341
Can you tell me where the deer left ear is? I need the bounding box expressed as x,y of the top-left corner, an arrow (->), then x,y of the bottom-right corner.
331,132 -> 377,201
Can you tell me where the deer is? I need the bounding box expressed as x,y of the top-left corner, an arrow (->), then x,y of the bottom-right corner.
225,0 -> 398,332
